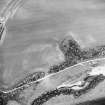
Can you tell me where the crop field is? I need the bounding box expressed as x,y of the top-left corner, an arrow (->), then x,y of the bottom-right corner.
0,0 -> 105,105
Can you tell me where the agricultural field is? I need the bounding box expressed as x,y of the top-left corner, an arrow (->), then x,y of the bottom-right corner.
0,0 -> 105,105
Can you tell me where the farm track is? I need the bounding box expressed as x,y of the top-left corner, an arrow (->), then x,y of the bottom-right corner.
4,56 -> 105,93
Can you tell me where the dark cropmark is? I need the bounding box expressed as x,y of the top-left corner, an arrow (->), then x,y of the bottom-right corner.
49,36 -> 105,74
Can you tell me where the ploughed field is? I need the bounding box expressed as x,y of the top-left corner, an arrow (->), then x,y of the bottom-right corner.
0,0 -> 105,105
